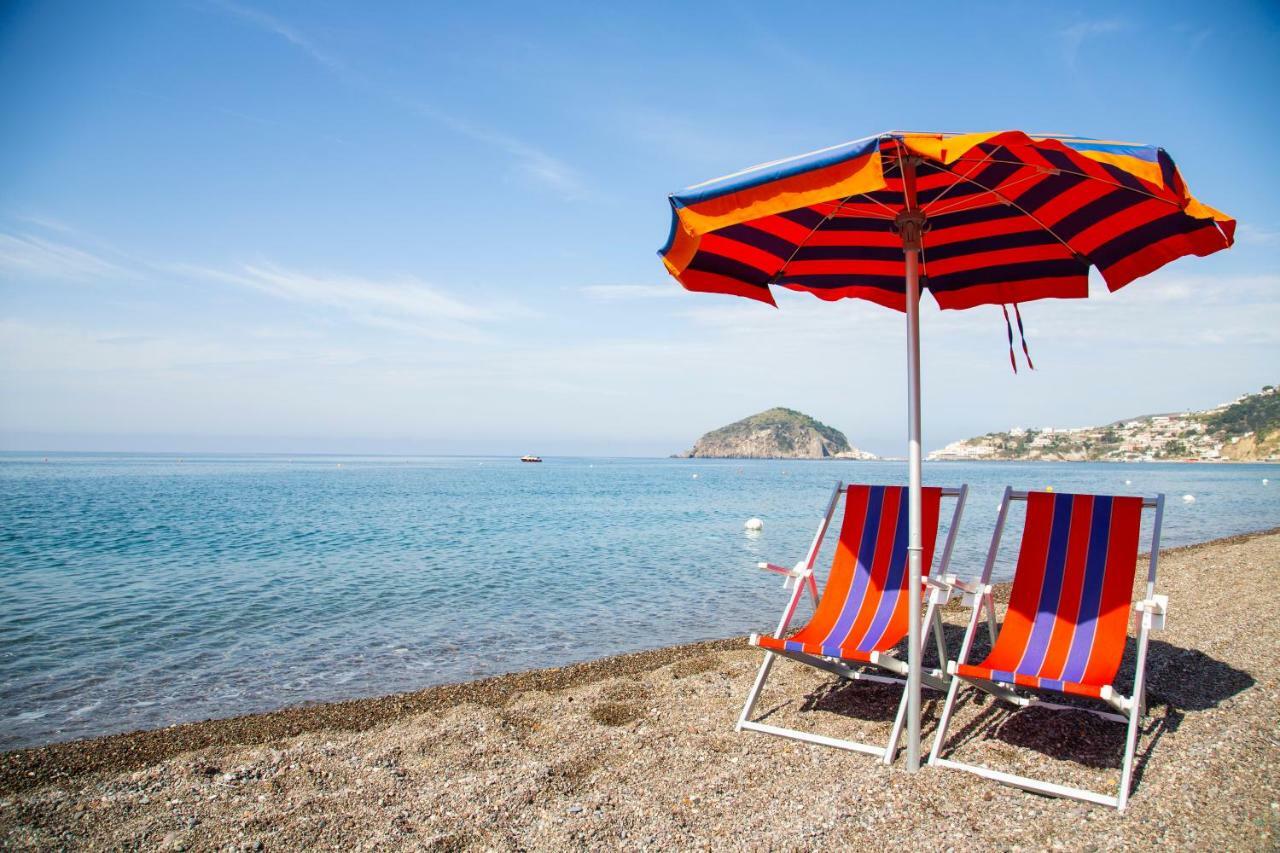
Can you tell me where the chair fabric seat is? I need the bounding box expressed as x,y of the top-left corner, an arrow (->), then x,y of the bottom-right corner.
758,484 -> 944,664
957,491 -> 1145,700
953,662 -> 1106,699
755,633 -> 879,663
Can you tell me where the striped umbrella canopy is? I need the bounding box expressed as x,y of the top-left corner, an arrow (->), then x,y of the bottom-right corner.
658,130 -> 1234,772
661,130 -> 1234,311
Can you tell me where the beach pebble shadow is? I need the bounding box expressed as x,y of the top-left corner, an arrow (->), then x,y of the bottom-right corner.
669,654 -> 721,679
589,702 -> 644,727
599,678 -> 654,702
801,679 -> 904,724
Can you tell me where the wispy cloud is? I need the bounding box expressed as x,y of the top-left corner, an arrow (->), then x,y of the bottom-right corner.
211,0 -> 345,71
2,218 -> 512,342
172,262 -> 502,341
0,232 -> 127,281
1237,223 -> 1280,248
397,99 -> 588,198
580,284 -> 682,301
210,1 -> 586,198
0,318 -> 362,378
1059,19 -> 1126,68
1171,22 -> 1213,54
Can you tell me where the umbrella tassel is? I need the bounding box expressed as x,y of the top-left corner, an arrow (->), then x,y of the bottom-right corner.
1001,304 -> 1018,374
1014,303 -> 1035,370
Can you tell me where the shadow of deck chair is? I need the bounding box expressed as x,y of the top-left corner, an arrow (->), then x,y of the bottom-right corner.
928,487 -> 1167,810
737,481 -> 969,763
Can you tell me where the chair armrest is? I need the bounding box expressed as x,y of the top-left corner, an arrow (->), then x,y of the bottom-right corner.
757,561 -> 817,598
1134,594 -> 1168,630
948,576 -> 985,595
926,573 -> 986,605
957,581 -> 993,608
925,574 -> 954,604
757,561 -> 812,579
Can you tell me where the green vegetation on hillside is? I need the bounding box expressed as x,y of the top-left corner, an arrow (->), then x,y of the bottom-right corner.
683,406 -> 862,458
1206,386 -> 1280,437
707,407 -> 851,453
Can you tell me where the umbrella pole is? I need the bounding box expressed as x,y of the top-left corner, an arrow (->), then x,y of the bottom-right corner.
899,157 -> 926,772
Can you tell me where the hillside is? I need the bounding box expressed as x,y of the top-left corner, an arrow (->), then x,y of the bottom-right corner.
678,408 -> 877,459
929,384 -> 1279,463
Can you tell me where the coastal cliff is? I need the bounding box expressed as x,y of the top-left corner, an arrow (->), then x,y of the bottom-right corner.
678,407 -> 877,459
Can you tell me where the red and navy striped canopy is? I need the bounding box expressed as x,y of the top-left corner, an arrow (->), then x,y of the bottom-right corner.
659,131 -> 1235,310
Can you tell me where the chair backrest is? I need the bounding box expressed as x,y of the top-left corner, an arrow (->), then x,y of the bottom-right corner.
985,490 -> 1146,687
805,485 -> 945,654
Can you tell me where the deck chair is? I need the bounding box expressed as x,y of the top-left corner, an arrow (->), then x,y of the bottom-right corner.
928,487 -> 1167,810
737,481 -> 969,763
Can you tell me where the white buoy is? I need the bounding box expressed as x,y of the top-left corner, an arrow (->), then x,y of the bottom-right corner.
744,517 -> 764,532
1264,478 -> 1270,485
1182,494 -> 1196,503
1124,479 -> 1132,486
692,473 -> 699,479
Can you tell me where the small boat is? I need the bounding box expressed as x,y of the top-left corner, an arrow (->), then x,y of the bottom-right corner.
520,455 -> 542,463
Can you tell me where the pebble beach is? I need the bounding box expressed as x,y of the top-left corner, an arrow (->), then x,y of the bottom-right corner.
2,528 -> 1278,850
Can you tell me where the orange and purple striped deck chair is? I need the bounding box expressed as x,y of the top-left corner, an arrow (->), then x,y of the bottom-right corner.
737,481 -> 968,763
929,487 -> 1168,810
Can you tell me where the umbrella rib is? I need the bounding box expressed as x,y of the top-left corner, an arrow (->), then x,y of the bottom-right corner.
922,162 -> 1080,257
948,156 -> 1180,207
848,194 -> 899,217
924,171 -> 1053,218
769,195 -> 859,284
920,150 -> 997,216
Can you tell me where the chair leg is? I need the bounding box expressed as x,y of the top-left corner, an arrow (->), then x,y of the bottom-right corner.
927,673 -> 963,764
737,652 -> 776,730
884,677 -> 911,764
931,609 -> 948,670
1117,619 -> 1153,810
984,592 -> 998,646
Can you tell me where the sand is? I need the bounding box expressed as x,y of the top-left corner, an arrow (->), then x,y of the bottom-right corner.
2,529 -> 1278,850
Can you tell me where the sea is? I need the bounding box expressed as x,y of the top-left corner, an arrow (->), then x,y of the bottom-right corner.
1,453 -> 1276,750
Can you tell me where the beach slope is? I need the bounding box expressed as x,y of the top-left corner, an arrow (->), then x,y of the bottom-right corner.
3,530 -> 1278,850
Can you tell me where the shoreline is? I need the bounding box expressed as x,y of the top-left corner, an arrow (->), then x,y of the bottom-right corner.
3,525 -> 1278,848
3,525 -> 1277,797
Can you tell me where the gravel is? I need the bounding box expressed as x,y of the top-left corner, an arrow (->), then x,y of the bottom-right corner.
2,528 -> 1277,850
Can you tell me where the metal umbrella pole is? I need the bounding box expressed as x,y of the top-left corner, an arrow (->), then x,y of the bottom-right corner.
897,156 -> 926,771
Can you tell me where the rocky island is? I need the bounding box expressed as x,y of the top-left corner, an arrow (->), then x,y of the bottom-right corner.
677,407 -> 878,459
929,383 -> 1279,463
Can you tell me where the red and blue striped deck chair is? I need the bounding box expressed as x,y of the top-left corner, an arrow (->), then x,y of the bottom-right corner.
737,481 -> 969,763
928,487 -> 1168,810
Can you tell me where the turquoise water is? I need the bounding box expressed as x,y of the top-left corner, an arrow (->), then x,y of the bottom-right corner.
1,453 -> 1276,749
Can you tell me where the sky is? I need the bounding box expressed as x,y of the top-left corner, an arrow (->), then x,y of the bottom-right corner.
1,0 -> 1278,457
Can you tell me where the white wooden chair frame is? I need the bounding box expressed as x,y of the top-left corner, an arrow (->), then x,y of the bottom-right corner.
927,487 -> 1167,810
737,481 -> 969,764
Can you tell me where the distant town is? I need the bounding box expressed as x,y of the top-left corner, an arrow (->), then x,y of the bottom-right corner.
929,384 -> 1280,463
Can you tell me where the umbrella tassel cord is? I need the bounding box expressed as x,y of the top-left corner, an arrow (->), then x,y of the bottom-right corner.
1001,304 -> 1036,374
1001,305 -> 1019,374
1014,304 -> 1035,370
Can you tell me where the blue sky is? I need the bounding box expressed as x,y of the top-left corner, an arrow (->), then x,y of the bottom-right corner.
1,0 -> 1277,456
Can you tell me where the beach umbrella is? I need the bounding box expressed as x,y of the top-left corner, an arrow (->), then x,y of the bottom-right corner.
658,130 -> 1234,771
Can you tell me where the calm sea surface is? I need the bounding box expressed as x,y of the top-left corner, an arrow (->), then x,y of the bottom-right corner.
1,453 -> 1276,749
